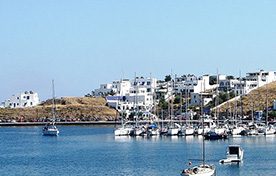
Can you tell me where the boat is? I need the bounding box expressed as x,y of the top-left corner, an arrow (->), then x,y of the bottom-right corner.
181,95 -> 215,176
114,121 -> 134,136
219,145 -> 244,163
204,131 -> 227,140
43,122 -> 59,136
43,80 -> 59,136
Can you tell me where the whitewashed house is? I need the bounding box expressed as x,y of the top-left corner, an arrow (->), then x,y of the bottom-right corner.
3,91 -> 40,108
96,77 -> 157,118
230,70 -> 276,95
190,92 -> 214,106
174,75 -> 218,94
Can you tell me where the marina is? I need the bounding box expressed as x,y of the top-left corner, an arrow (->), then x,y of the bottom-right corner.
0,125 -> 275,175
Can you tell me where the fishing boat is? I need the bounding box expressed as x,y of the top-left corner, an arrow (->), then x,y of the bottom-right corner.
43,80 -> 59,136
219,145 -> 244,163
181,95 -> 215,176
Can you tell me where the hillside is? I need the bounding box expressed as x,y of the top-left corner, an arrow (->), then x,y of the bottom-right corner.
218,81 -> 276,115
0,97 -> 117,121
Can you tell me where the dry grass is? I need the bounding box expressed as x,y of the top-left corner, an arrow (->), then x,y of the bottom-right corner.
0,97 -> 117,121
218,81 -> 276,114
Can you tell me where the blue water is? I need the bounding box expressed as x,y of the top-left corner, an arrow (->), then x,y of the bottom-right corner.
0,126 -> 275,176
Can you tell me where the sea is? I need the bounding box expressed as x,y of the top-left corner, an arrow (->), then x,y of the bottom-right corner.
0,125 -> 275,176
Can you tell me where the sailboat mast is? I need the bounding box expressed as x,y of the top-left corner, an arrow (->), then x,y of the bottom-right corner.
201,85 -> 206,166
266,81 -> 268,126
185,86 -> 188,126
52,79 -> 56,123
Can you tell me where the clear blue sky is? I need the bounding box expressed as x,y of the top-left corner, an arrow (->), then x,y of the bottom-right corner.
1,0 -> 276,101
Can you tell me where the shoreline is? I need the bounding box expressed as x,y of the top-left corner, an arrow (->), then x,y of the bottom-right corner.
0,121 -> 120,127
0,119 -> 272,127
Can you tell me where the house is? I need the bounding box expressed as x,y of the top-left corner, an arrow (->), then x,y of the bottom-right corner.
2,91 -> 40,108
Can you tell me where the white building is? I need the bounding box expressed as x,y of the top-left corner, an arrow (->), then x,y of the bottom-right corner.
2,91 -> 40,108
190,92 -> 214,106
174,75 -> 218,94
219,70 -> 276,96
96,77 -> 157,117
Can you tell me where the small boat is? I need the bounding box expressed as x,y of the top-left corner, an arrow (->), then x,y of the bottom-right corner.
204,131 -> 227,140
181,114 -> 215,176
181,164 -> 215,176
43,122 -> 59,136
114,124 -> 134,136
43,80 -> 59,136
219,145 -> 244,163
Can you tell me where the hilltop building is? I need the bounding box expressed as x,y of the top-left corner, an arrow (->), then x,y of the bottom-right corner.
1,91 -> 40,108
174,75 -> 218,94
219,70 -> 276,95
95,77 -> 158,118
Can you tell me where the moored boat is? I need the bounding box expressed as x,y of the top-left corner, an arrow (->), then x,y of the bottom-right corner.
219,145 -> 244,163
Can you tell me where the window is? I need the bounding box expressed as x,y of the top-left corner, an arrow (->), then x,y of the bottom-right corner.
26,96 -> 30,100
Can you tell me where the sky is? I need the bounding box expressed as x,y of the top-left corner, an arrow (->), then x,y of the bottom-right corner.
1,0 -> 276,101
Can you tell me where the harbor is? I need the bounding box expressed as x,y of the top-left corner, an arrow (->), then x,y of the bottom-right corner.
0,125 -> 275,175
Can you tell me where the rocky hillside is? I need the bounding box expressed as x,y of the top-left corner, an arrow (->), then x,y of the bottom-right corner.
218,81 -> 276,114
0,97 -> 117,121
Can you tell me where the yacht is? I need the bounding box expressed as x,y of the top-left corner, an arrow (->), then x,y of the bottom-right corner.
219,145 -> 244,163
114,124 -> 134,136
43,80 -> 59,136
43,122 -> 59,136
181,115 -> 215,176
263,125 -> 275,135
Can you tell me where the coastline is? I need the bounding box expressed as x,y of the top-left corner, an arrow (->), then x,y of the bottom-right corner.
0,121 -> 121,126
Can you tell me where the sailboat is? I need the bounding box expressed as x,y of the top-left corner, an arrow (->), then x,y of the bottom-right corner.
43,80 -> 59,136
181,95 -> 215,176
263,81 -> 275,135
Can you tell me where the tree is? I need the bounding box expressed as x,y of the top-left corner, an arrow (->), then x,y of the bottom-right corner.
158,98 -> 168,109
173,95 -> 181,104
165,75 -> 172,82
108,90 -> 116,96
226,75 -> 234,80
209,76 -> 217,85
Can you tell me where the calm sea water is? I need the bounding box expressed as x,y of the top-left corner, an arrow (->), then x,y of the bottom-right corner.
0,126 -> 275,176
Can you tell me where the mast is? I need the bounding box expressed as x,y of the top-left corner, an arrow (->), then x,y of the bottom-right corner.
52,79 -> 56,124
215,69 -> 219,126
239,70 -> 243,121
180,91 -> 183,125
134,72 -> 138,126
185,86 -> 188,126
266,80 -> 268,126
201,82 -> 205,166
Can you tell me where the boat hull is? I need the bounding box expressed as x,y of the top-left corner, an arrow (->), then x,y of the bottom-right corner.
43,129 -> 59,136
181,165 -> 215,176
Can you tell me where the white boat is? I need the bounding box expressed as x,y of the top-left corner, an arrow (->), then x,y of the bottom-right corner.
133,126 -> 144,136
197,126 -> 211,135
219,145 -> 244,163
181,115 -> 215,176
183,127 -> 195,136
181,165 -> 215,176
264,125 -> 275,135
114,125 -> 134,136
168,127 -> 179,135
168,123 -> 180,135
43,80 -> 59,136
43,122 -> 59,136
231,125 -> 245,136
247,124 -> 259,135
